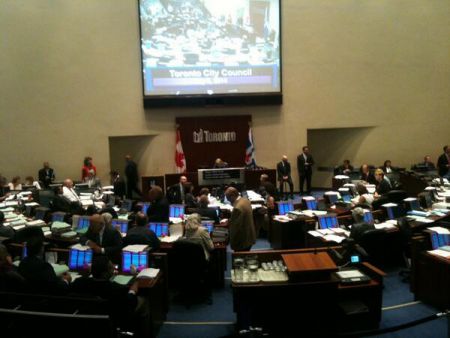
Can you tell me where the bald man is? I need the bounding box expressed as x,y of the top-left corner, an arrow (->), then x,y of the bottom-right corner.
276,155 -> 294,199
225,187 -> 256,251
62,179 -> 80,202
80,214 -> 123,264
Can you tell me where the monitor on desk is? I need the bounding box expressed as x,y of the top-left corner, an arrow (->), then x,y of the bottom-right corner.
201,220 -> 214,234
342,194 -> 352,203
277,201 -> 294,215
430,232 -> 450,250
317,214 -> 339,229
77,216 -> 90,231
122,251 -> 148,273
52,212 -> 66,223
112,219 -> 129,234
122,199 -> 133,212
148,223 -> 169,238
170,204 -> 185,218
363,211 -> 374,225
303,198 -> 317,211
141,202 -> 151,215
324,193 -> 339,205
418,192 -> 433,209
383,204 -> 404,220
68,248 -> 93,271
404,198 -> 421,211
34,207 -> 49,221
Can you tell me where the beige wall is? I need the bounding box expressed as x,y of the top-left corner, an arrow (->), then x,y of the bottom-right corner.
1,0 -> 449,189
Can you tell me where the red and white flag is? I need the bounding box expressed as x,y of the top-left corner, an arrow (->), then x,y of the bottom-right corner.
175,129 -> 186,173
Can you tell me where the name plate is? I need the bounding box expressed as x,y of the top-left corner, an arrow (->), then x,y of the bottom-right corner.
198,168 -> 245,185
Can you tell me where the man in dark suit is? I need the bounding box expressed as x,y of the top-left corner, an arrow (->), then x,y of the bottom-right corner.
80,214 -> 123,264
110,170 -> 126,199
125,212 -> 160,250
196,195 -> 220,223
350,207 -> 375,242
18,236 -> 71,294
297,146 -> 314,195
167,175 -> 187,204
225,187 -> 256,251
276,156 -> 294,199
374,169 -> 392,196
38,161 -> 55,188
259,174 -> 277,199
437,145 -> 450,178
146,185 -> 170,222
125,155 -> 142,199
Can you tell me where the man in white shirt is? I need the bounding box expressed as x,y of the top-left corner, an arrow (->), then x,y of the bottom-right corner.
62,179 -> 80,202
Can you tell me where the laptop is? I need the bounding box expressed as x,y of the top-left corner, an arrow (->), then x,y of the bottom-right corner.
317,214 -> 339,229
148,222 -> 169,238
201,220 -> 214,234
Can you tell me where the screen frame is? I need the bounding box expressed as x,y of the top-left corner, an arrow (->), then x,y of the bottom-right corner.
137,0 -> 283,108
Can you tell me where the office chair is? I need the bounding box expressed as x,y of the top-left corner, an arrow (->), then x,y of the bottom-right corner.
357,229 -> 390,267
171,239 -> 211,307
13,226 -> 45,244
386,190 -> 407,204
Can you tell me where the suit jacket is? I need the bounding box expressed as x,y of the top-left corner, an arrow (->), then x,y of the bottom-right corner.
196,206 -> 220,223
361,172 -> 376,185
125,160 -> 139,183
125,225 -> 160,250
38,168 -> 55,187
297,153 -> 314,174
229,197 -> 256,251
437,153 -> 450,177
277,161 -> 291,180
80,227 -> 123,263
147,197 -> 170,222
167,183 -> 184,204
113,175 -> 126,197
350,222 -> 375,242
376,178 -> 392,195
18,256 -> 69,295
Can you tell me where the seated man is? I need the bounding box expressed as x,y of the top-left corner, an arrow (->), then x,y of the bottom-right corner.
196,195 -> 220,223
147,186 -> 170,222
80,214 -> 123,264
71,255 -> 150,337
419,155 -> 436,170
0,244 -> 25,292
374,169 -> 392,197
336,159 -> 354,175
0,211 -> 15,239
125,212 -> 160,250
62,178 -> 81,203
18,236 -> 71,294
350,207 -> 375,242
258,174 -> 277,200
213,158 -> 229,169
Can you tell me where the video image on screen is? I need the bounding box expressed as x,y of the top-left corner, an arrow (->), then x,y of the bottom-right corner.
139,0 -> 281,97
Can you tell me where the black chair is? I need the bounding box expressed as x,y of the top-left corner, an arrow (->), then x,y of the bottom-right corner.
358,229 -> 390,267
171,239 -> 211,306
13,226 -> 45,244
397,217 -> 413,282
386,190 -> 407,204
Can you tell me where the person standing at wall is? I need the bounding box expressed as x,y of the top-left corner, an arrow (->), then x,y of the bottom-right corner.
297,146 -> 314,195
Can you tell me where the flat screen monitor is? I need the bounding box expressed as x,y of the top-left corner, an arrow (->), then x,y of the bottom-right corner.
170,204 -> 185,218
34,208 -> 47,221
325,193 -> 338,205
277,201 -> 294,215
342,194 -> 352,203
304,199 -> 317,211
141,202 -> 151,215
138,0 -> 282,107
77,216 -> 90,231
52,212 -> 66,223
363,211 -> 374,225
122,251 -> 149,273
68,248 -> 93,271
318,214 -> 339,229
405,198 -> 421,211
201,220 -> 214,234
122,199 -> 133,212
148,222 -> 169,237
112,219 -> 129,233
430,232 -> 450,250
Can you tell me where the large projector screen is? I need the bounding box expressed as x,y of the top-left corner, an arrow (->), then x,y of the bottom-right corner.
139,0 -> 282,107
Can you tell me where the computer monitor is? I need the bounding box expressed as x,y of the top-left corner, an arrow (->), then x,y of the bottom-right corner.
404,198 -> 421,211
122,251 -> 148,273
363,211 -> 374,224
77,216 -> 90,231
68,248 -> 93,271
112,219 -> 129,233
430,232 -> 450,250
418,192 -> 433,209
34,207 -> 49,221
122,199 -> 133,212
325,193 -> 339,205
141,202 -> 151,215
201,220 -> 214,234
383,205 -> 404,220
169,204 -> 185,218
317,214 -> 339,229
303,198 -> 317,210
342,194 -> 352,203
277,201 -> 294,215
52,212 -> 66,223
148,223 -> 169,238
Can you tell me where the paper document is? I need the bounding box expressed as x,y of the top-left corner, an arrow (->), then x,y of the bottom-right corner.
123,244 -> 148,253
51,263 -> 69,276
428,227 -> 450,235
428,249 -> 450,259
24,202 -> 39,207
137,268 -> 160,279
112,275 -> 134,285
382,203 -> 398,208
336,270 -> 365,279
160,235 -> 181,243
71,244 -> 91,251
323,235 -> 345,243
308,231 -> 323,237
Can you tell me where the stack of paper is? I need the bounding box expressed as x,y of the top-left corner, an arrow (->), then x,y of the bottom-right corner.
123,244 -> 148,253
137,268 -> 160,279
428,249 -> 450,259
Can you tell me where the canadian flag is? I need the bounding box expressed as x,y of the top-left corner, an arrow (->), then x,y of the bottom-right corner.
175,129 -> 186,173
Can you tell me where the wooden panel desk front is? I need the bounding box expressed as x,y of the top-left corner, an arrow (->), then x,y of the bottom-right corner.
231,248 -> 385,335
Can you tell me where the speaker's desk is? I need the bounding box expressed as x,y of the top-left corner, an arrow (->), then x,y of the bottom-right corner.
231,247 -> 385,336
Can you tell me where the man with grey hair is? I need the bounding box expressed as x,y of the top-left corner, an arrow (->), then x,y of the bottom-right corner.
350,207 -> 375,242
277,155 -> 294,200
224,187 -> 256,251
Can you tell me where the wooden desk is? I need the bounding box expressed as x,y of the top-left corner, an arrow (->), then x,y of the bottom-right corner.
269,217 -> 314,249
231,248 -> 385,335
